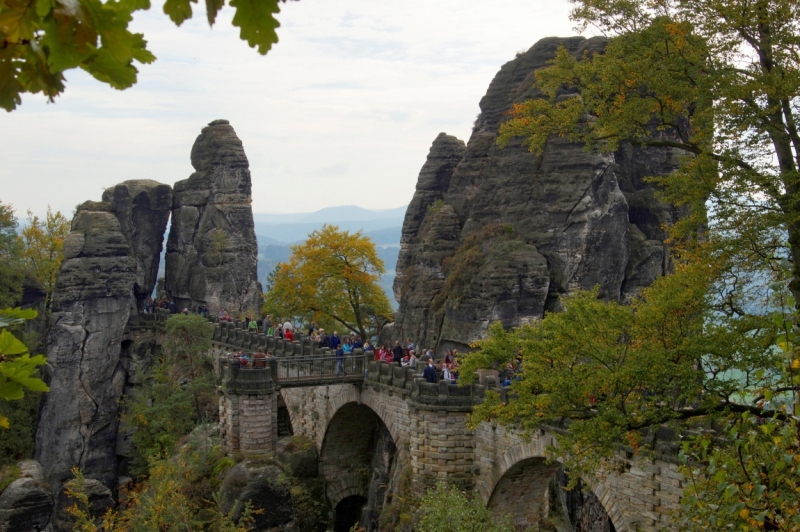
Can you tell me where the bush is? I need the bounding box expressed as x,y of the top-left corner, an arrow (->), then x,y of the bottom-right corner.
417,482 -> 514,532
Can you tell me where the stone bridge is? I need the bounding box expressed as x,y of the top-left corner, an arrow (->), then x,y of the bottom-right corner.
140,311 -> 683,531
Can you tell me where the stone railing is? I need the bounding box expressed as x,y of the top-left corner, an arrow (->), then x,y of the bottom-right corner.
218,352 -> 368,393
364,360 -> 501,411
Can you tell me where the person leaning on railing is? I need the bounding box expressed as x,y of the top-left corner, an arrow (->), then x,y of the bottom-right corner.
253,348 -> 266,368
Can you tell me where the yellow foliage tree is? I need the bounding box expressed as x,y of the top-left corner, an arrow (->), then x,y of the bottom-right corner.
263,225 -> 393,339
19,207 -> 70,311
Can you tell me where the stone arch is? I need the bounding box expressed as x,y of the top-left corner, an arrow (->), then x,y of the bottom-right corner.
318,401 -> 399,507
478,438 -> 628,532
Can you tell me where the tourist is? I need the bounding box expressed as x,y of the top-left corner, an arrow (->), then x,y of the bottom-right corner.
363,341 -> 374,353
423,358 -> 438,383
238,350 -> 249,367
253,348 -> 266,368
330,331 -> 341,352
283,319 -> 293,333
335,344 -> 346,377
392,340 -> 404,366
263,314 -> 272,334
444,350 -> 454,365
318,329 -> 330,348
276,324 -> 284,339
406,337 -> 415,352
182,307 -> 189,315
375,344 -> 385,361
308,321 -> 316,337
382,344 -> 394,364
408,350 -> 418,369
247,316 -> 258,332
285,327 -> 294,342
401,354 -> 410,367
442,363 -> 454,383
342,337 -> 353,355
353,335 -> 363,349
199,304 -> 208,318
168,300 -> 177,314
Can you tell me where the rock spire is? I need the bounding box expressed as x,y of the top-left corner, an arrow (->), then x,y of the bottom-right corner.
165,119 -> 262,317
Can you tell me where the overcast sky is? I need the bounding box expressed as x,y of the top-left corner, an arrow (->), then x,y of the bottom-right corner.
1,0 -> 581,219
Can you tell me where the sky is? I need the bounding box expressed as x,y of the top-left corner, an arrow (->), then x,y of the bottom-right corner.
1,0 -> 582,219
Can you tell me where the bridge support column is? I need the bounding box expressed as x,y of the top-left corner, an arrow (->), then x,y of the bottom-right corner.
217,356 -> 281,456
410,406 -> 475,494
220,392 -> 279,456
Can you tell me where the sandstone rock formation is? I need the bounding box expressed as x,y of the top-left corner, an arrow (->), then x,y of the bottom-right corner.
101,180 -> 173,313
34,181 -> 171,522
391,37 -> 684,350
165,119 -> 262,317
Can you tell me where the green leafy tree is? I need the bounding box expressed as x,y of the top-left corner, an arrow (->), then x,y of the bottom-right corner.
19,206 -> 70,311
464,247 -> 794,479
0,0 -> 295,111
0,307 -> 48,429
416,482 -> 514,532
489,0 -> 800,527
124,313 -> 214,477
263,224 -> 393,339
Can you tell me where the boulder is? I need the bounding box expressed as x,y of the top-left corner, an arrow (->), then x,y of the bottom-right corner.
276,435 -> 319,479
219,460 -> 294,530
165,119 -> 262,317
0,461 -> 54,532
392,37 -> 685,350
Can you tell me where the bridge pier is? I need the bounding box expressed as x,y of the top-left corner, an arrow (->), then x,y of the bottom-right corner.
218,357 -> 281,456
219,392 -> 279,456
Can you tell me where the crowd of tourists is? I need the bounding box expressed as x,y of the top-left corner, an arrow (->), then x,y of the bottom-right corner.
149,302 -> 523,385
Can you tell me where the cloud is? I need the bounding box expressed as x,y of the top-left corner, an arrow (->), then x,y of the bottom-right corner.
1,0 -> 579,217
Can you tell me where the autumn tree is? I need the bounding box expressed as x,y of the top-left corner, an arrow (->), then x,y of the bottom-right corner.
497,0 -> 800,308
263,224 -> 393,340
463,248 -> 800,529
0,0 -> 297,111
19,206 -> 69,311
477,0 -> 800,527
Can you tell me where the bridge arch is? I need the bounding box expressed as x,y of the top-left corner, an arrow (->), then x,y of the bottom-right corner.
479,441 -> 627,532
319,400 -> 401,532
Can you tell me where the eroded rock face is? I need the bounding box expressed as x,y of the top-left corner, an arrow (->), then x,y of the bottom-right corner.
392,37 -> 684,350
35,204 -> 137,501
165,119 -> 262,317
101,180 -> 173,312
34,181 -> 171,523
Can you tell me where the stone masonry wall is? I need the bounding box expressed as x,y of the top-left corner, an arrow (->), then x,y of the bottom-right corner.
410,409 -> 473,492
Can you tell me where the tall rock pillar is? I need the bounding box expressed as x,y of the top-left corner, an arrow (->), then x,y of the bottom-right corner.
35,206 -> 137,503
34,181 -> 172,526
165,119 -> 262,317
